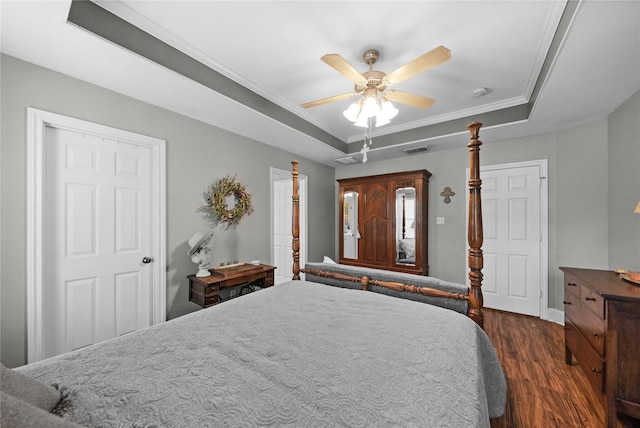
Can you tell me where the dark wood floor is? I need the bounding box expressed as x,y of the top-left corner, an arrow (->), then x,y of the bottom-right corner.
485,309 -> 636,428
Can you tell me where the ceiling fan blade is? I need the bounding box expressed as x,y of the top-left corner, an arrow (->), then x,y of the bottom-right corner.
385,90 -> 436,109
301,92 -> 356,109
384,46 -> 451,86
321,54 -> 368,86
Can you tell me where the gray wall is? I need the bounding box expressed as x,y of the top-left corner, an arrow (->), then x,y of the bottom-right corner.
0,54 -> 335,367
337,89 -> 640,313
608,91 -> 640,270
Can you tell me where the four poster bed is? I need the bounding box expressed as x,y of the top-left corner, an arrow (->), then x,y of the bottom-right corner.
3,123 -> 505,428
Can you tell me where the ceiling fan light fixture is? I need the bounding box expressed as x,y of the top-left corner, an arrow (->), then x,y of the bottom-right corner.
375,112 -> 390,127
381,100 -> 399,120
343,101 -> 361,122
354,113 -> 369,128
302,46 -> 451,130
361,96 -> 379,118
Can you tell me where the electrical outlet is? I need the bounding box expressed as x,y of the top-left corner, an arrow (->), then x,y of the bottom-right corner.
436,217 -> 445,224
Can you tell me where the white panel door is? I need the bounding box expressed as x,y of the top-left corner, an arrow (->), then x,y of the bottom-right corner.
43,126 -> 153,358
480,164 -> 542,317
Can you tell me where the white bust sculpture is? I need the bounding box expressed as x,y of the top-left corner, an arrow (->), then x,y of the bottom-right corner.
187,231 -> 214,277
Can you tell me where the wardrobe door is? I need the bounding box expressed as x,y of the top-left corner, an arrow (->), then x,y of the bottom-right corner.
394,180 -> 418,269
340,185 -> 361,261
361,181 -> 391,267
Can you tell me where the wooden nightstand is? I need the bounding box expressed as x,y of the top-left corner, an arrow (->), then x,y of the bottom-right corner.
189,263 -> 276,308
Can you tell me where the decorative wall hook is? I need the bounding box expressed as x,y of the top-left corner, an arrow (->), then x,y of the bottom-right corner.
440,186 -> 455,204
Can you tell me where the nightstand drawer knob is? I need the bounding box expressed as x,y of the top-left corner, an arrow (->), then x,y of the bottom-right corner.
563,301 -> 571,305
142,257 -> 154,264
585,297 -> 596,302
591,367 -> 602,374
592,332 -> 599,337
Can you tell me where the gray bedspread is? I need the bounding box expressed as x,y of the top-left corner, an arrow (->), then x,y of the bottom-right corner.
18,280 -> 506,427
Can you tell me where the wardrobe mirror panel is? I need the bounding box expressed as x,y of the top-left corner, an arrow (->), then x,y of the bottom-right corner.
342,191 -> 358,259
396,187 -> 416,265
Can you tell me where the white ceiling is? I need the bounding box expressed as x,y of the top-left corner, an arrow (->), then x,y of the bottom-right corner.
1,1 -> 639,166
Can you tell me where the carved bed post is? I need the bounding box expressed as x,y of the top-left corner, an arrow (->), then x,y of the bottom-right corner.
467,122 -> 484,328
292,160 -> 301,280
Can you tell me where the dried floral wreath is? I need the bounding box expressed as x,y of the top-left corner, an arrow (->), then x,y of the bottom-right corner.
200,175 -> 254,229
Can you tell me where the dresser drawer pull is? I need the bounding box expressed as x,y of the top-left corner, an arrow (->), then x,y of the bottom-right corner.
567,282 -> 577,286
585,297 -> 597,302
592,332 -> 600,337
563,301 -> 571,305
591,367 -> 602,374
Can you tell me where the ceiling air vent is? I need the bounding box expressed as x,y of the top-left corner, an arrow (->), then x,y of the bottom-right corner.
403,146 -> 430,155
334,156 -> 359,165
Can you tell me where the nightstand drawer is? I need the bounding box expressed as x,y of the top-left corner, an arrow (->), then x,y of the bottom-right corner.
189,283 -> 219,307
264,270 -> 274,287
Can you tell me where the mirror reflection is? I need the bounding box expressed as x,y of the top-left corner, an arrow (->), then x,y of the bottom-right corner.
396,187 -> 416,265
343,191 -> 358,259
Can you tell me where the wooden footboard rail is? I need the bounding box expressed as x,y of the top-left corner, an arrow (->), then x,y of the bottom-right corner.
302,268 -> 468,301
301,269 -> 362,287
291,122 -> 485,328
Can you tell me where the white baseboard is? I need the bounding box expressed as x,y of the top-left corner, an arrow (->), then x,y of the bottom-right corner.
546,308 -> 564,325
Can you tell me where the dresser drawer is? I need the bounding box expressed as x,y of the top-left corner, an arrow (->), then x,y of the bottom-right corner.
563,290 -> 581,324
564,276 -> 580,297
580,284 -> 605,319
565,287 -> 605,356
565,318 -> 605,396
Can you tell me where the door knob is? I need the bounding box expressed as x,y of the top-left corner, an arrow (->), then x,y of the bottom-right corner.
142,257 -> 154,264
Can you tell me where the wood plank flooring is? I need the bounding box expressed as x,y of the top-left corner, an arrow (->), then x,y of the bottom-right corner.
485,309 -> 637,428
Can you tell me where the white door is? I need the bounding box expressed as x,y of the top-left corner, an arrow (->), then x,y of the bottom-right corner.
42,126 -> 153,358
476,161 -> 546,317
271,169 -> 306,284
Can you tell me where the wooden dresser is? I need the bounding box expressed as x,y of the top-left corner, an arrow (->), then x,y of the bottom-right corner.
561,267 -> 640,427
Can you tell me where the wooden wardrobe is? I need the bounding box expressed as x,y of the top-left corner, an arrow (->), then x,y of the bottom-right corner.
338,170 -> 431,275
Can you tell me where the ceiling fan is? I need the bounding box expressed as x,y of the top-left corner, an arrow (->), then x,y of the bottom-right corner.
301,46 -> 451,119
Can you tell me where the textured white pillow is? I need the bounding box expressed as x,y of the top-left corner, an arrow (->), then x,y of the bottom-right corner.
1,392 -> 81,428
323,256 -> 337,264
0,364 -> 60,411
